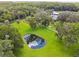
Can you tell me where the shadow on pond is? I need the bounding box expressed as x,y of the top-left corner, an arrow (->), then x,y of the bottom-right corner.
23,34 -> 46,49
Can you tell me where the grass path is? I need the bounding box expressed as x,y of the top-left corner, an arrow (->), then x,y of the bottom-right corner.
12,20 -> 71,57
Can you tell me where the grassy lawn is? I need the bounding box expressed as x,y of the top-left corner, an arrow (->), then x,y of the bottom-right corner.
11,20 -> 71,57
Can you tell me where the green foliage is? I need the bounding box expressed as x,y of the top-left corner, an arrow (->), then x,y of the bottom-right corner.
0,24 -> 24,56
0,2 -> 78,22
58,11 -> 72,22
56,22 -> 79,47
34,9 -> 52,28
12,21 -> 71,57
55,21 -> 79,56
58,12 -> 79,22
0,2 -> 79,57
0,40 -> 14,57
26,16 -> 37,29
26,9 -> 52,29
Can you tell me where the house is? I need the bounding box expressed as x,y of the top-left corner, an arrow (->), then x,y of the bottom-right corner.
51,9 -> 59,20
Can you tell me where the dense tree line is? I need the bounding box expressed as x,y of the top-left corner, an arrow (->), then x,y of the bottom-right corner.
26,9 -> 52,29
58,11 -> 79,22
55,12 -> 79,56
0,6 -> 38,22
0,2 -> 79,22
0,24 -> 24,56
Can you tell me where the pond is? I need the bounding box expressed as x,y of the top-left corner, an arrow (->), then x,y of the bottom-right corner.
23,34 -> 46,49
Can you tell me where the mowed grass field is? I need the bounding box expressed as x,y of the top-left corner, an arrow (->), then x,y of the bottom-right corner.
11,20 -> 72,57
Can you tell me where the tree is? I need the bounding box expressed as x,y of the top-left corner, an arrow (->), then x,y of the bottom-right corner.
0,40 -> 14,57
0,24 -> 24,56
26,16 -> 37,29
26,9 -> 52,29
56,23 -> 79,48
34,9 -> 52,28
55,12 -> 79,56
66,13 -> 79,22
58,11 -> 72,22
58,11 -> 79,23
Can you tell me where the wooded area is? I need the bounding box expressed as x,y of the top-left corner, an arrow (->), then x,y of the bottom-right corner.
0,2 -> 79,57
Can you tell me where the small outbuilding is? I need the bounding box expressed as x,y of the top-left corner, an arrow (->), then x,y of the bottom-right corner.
51,9 -> 59,20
